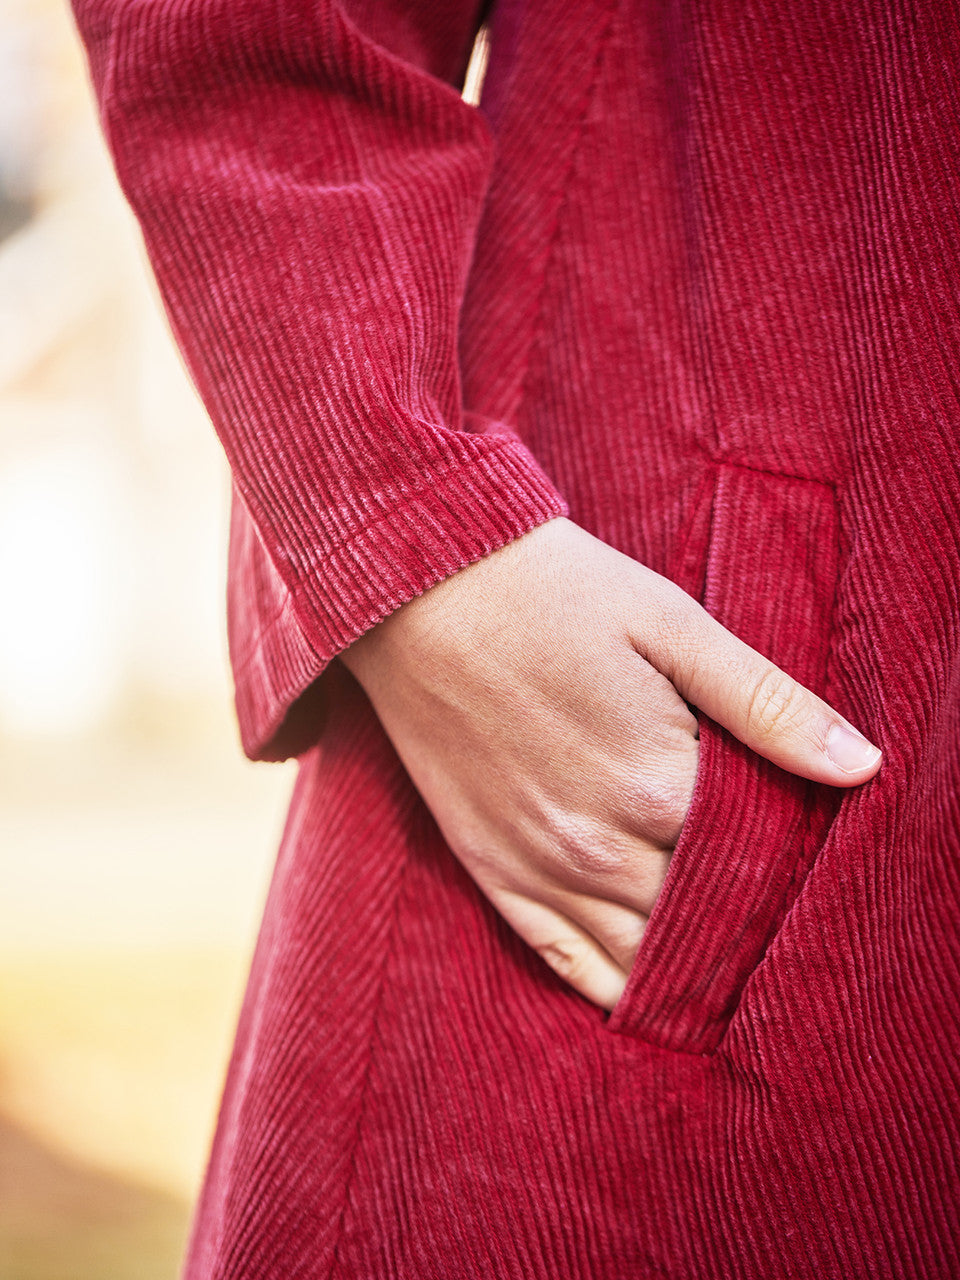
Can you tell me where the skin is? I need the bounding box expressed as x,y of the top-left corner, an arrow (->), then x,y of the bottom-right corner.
340,516 -> 882,1011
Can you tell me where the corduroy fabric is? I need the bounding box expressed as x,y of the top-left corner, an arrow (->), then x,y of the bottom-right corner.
71,0 -> 960,1276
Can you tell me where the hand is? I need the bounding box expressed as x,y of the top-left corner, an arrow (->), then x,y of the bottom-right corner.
340,517 -> 881,1010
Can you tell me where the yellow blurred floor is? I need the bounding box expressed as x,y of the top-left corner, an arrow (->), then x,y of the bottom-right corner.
0,953 -> 237,1280
0,1111 -> 186,1280
0,725 -> 295,1279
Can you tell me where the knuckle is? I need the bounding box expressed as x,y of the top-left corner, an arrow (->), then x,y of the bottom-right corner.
447,822 -> 501,879
634,589 -> 698,670
551,817 -> 627,880
651,593 -> 690,645
621,776 -> 678,845
536,938 -> 588,984
645,772 -> 695,847
746,666 -> 807,741
619,747 -> 698,847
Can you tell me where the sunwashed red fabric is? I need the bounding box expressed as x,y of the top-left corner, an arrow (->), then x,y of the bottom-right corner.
71,0 -> 960,1275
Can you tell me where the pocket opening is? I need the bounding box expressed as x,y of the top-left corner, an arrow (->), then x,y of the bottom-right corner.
603,463 -> 841,1055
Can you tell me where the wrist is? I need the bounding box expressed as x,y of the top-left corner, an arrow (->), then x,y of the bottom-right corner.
340,576 -> 452,689
340,518 -> 571,689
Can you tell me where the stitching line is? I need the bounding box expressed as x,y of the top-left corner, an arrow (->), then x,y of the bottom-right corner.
514,0 -> 622,422
325,797 -> 415,1280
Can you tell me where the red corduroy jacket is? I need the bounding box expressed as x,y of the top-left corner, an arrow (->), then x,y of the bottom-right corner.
72,0 -> 959,1276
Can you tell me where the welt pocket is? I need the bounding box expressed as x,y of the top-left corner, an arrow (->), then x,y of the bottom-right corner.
603,462 -> 841,1056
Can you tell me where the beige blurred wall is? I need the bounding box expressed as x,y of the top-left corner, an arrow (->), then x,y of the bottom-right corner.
0,2 -> 296,1275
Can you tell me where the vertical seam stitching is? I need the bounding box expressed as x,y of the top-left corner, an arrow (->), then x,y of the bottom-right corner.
325,802 -> 415,1280
514,0 -> 622,422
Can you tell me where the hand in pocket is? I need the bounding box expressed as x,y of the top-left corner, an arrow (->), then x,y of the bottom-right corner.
341,517 -> 881,1010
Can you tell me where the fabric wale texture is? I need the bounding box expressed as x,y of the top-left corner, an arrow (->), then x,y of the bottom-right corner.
70,0 -> 960,1276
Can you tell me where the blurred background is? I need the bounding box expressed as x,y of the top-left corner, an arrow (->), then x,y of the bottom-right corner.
0,1 -> 297,1275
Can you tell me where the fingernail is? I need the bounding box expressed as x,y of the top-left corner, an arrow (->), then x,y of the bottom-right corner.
825,722 -> 882,773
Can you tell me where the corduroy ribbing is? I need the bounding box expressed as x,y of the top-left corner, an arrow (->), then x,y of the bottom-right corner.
70,0 -> 960,1276
76,0 -> 568,756
228,439 -> 566,758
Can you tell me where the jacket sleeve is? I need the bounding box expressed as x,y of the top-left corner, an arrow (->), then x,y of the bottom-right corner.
70,0 -> 569,758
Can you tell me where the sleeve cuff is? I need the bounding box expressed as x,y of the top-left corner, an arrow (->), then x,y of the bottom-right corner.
228,435 -> 569,760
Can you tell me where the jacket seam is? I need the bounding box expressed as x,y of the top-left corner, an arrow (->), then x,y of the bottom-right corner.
514,0 -> 621,423
712,457 -> 839,490
326,824 -> 413,1280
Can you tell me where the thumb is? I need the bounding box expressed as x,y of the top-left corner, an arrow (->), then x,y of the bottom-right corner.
640,588 -> 882,788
